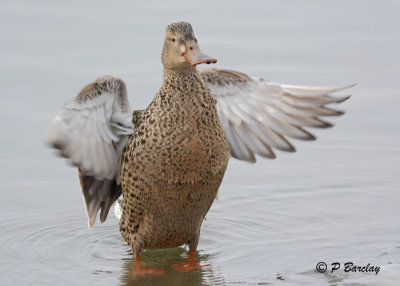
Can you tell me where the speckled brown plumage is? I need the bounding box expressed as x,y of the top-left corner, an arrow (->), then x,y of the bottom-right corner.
166,22 -> 196,41
119,66 -> 230,255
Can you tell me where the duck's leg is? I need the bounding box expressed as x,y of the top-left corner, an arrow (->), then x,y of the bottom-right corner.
188,231 -> 200,254
171,251 -> 206,273
132,252 -> 165,276
171,232 -> 207,272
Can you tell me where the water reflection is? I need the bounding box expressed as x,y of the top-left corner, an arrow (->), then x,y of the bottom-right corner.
120,248 -> 224,286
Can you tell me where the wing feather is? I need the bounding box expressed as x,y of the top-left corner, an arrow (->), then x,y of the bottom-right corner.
47,76 -> 134,226
200,68 -> 353,162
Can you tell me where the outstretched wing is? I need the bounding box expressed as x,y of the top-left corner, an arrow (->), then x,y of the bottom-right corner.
47,76 -> 134,226
199,68 -> 353,162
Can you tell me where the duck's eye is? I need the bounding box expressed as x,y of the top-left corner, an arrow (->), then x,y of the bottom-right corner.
171,38 -> 176,42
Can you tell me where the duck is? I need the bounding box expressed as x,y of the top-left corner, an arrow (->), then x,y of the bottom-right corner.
47,21 -> 353,260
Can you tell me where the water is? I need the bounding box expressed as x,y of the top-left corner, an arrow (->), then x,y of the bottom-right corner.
1,0 -> 399,285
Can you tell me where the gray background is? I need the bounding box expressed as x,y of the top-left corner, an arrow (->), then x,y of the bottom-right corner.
1,1 -> 399,285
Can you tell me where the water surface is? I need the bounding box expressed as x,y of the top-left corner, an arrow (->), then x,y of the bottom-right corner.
1,0 -> 399,285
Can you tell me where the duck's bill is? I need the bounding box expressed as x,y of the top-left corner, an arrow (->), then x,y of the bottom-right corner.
184,43 -> 217,66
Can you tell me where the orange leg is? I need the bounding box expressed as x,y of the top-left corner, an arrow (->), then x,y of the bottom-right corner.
132,253 -> 165,276
171,250 -> 208,273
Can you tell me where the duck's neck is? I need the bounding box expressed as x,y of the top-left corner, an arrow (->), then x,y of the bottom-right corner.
158,66 -> 214,110
162,66 -> 199,83
160,66 -> 207,103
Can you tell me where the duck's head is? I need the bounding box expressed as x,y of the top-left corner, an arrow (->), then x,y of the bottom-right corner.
162,22 -> 217,70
